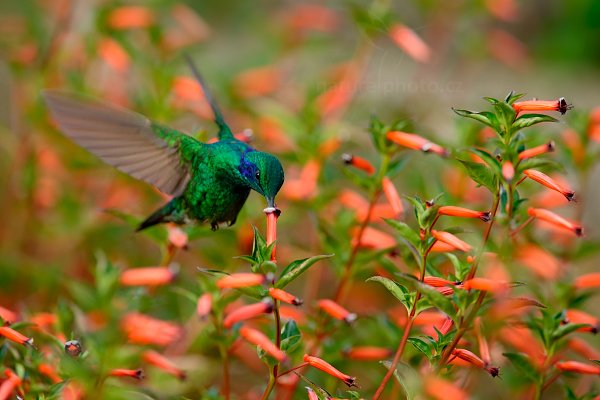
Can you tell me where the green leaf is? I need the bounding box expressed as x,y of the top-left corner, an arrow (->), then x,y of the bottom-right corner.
517,158 -> 563,174
276,254 -> 333,288
512,114 -> 559,130
503,352 -> 539,382
394,273 -> 456,319
458,159 -> 497,192
505,91 -> 525,104
382,361 -> 420,400
552,323 -> 593,341
407,337 -> 433,358
483,96 -> 500,105
280,320 -> 302,353
366,276 -> 412,311
452,109 -> 500,131
384,219 -> 420,247
494,101 -> 517,135
468,148 -> 501,174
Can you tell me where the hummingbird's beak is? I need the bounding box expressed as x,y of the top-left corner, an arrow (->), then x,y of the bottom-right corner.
266,197 -> 276,208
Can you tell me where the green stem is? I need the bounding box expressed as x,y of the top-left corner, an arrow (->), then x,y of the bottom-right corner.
260,301 -> 282,400
438,193 -> 500,365
372,236 -> 434,399
334,153 -> 390,303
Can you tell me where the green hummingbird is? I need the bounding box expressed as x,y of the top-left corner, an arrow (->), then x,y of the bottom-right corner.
43,58 -> 284,231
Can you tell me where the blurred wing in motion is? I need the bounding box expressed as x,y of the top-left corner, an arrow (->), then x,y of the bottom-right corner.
43,90 -> 194,196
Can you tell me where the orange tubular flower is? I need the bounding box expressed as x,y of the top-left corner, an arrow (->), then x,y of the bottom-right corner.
513,97 -> 571,115
564,309 -> 599,333
451,348 -> 500,377
438,206 -> 491,222
303,354 -> 357,387
567,337 -> 600,360
107,6 -> 154,29
109,369 -> 144,380
38,363 -> 62,383
388,23 -> 431,63
0,326 -> 33,346
168,225 -> 188,249
502,161 -> 514,182
223,301 -> 273,329
216,273 -> 266,289
523,169 -> 575,201
386,131 -> 447,156
382,177 -> 404,216
196,293 -> 212,319
342,154 -> 375,175
0,369 -> 21,400
353,227 -> 396,249
98,38 -> 130,73
528,207 -> 583,236
306,387 -> 319,400
430,241 -> 459,253
239,326 -> 286,362
474,318 -> 491,366
317,299 -> 357,323
0,307 -> 17,323
431,230 -> 472,253
424,375 -> 468,400
556,361 -> 600,375
518,141 -> 555,160
264,207 -> 280,260
439,317 -> 455,336
516,244 -> 561,280
462,278 -> 508,293
120,267 -> 175,286
343,346 -> 392,360
424,276 -> 459,287
142,350 -> 186,380
573,272 -> 600,289
269,288 -> 303,306
121,313 -> 181,346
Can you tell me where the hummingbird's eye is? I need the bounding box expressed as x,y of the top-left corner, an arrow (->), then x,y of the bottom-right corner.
255,171 -> 260,180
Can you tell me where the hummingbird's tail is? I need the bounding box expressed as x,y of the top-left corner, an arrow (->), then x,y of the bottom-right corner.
136,197 -> 186,231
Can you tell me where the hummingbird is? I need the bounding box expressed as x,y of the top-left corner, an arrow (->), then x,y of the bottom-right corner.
43,57 -> 284,231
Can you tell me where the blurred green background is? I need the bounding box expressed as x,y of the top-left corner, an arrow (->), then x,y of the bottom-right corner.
0,0 -> 599,398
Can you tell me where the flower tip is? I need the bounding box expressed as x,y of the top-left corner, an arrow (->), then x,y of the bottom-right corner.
480,211 -> 492,222
341,153 -> 353,163
263,207 -> 281,218
575,226 -> 584,237
344,313 -> 358,324
558,97 -> 573,115
344,376 -> 359,387
487,366 -> 501,377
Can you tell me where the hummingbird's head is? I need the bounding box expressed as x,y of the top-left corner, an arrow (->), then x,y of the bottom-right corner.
240,151 -> 284,207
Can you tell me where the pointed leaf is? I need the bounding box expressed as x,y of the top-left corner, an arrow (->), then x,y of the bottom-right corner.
384,219 -> 420,247
366,276 -> 412,310
407,337 -> 433,358
552,323 -> 593,341
280,320 -> 302,353
394,273 -> 456,318
505,91 -> 525,104
452,109 -> 500,131
382,361 -> 419,400
468,148 -> 501,174
458,159 -> 497,192
276,254 -> 333,288
513,114 -> 559,131
503,352 -> 539,382
494,101 -> 517,135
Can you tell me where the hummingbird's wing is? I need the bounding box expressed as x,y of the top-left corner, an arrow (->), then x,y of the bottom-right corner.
43,90 -> 196,197
183,54 -> 234,141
